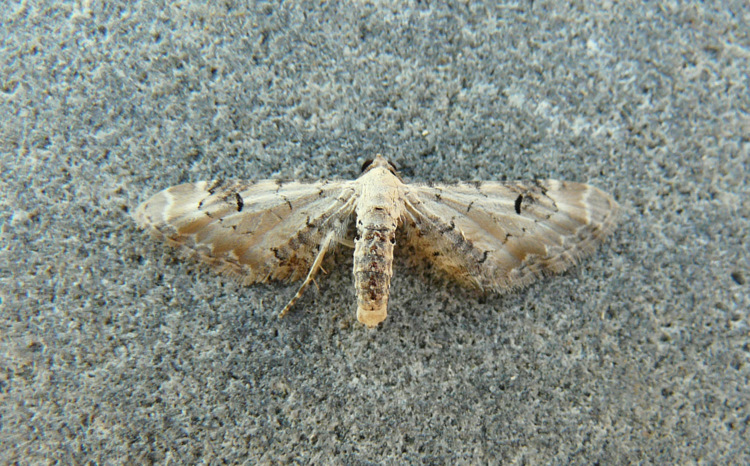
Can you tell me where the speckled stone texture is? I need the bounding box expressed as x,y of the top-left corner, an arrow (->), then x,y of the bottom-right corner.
1,1 -> 748,463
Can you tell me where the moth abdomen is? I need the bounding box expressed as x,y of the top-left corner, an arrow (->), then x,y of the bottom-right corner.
353,223 -> 397,328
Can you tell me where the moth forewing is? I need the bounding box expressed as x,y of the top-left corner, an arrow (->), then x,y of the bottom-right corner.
401,180 -> 619,290
134,179 -> 358,287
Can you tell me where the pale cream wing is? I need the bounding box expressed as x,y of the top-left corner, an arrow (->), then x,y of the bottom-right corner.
401,180 -> 619,291
134,180 -> 358,284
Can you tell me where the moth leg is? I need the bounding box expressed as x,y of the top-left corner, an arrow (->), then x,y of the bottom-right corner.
337,237 -> 355,248
278,231 -> 336,319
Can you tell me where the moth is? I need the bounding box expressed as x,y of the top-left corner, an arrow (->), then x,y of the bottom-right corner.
134,155 -> 619,327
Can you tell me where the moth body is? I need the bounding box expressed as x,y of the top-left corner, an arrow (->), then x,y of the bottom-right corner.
352,157 -> 405,327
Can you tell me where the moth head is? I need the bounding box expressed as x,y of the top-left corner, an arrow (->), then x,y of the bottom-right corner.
361,154 -> 400,177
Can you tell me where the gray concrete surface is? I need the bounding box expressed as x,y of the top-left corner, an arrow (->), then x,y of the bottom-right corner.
2,1 -> 748,463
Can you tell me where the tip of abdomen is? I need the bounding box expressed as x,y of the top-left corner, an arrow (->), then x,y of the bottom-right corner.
357,304 -> 388,328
